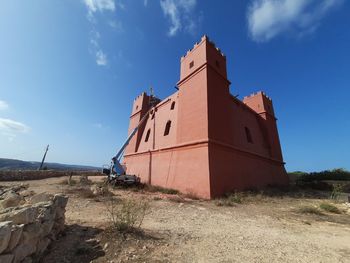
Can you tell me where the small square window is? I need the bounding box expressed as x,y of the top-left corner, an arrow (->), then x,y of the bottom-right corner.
189,61 -> 194,69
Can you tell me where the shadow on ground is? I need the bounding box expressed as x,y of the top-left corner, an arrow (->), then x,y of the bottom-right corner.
41,224 -> 105,263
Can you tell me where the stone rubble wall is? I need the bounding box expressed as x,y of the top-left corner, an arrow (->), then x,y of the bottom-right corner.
0,170 -> 100,182
0,186 -> 68,263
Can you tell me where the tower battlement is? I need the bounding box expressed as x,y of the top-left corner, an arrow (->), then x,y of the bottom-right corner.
179,35 -> 227,82
243,91 -> 275,117
181,35 -> 226,61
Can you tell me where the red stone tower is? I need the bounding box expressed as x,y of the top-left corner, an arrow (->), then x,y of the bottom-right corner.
123,36 -> 288,198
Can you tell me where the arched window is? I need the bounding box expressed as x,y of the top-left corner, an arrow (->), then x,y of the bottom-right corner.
164,121 -> 171,136
145,129 -> 151,142
171,101 -> 175,110
245,127 -> 253,143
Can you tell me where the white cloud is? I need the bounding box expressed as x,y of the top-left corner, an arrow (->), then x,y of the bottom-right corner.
144,0 -> 148,7
83,0 -> 120,66
0,118 -> 30,142
84,0 -> 115,15
160,0 -> 197,36
96,50 -> 108,66
0,100 -> 9,110
247,0 -> 344,42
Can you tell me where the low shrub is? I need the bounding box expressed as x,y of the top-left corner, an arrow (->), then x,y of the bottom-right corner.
59,177 -> 78,186
319,202 -> 341,214
330,184 -> 343,200
297,206 -> 323,215
105,198 -> 150,232
216,192 -> 242,207
143,184 -> 179,195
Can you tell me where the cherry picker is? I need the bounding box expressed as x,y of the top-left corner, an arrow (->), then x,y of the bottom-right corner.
102,91 -> 159,185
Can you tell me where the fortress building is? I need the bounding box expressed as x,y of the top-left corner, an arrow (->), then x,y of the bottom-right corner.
124,35 -> 288,198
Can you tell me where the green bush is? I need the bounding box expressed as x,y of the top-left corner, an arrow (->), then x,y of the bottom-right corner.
293,168 -> 350,183
297,206 -> 323,215
319,202 -> 341,214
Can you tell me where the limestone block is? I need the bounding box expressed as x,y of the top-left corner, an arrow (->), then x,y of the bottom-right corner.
0,221 -> 12,254
0,191 -> 22,209
53,194 -> 68,208
21,222 -> 42,243
19,189 -> 34,198
0,254 -> 14,263
36,237 -> 51,255
0,206 -> 38,225
52,218 -> 65,235
34,202 -> 55,222
41,219 -> 55,237
55,207 -> 66,219
6,224 -> 24,251
29,193 -> 53,204
12,243 -> 36,263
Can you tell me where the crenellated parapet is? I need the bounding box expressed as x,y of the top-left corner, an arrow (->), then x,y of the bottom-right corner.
181,35 -> 226,62
243,91 -> 272,101
243,91 -> 275,117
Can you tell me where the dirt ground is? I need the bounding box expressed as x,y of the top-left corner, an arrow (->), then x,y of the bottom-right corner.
1,176 -> 350,263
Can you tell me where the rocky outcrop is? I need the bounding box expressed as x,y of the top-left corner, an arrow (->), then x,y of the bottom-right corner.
0,186 -> 68,263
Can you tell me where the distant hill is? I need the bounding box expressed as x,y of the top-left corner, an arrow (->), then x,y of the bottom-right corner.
0,158 -> 100,171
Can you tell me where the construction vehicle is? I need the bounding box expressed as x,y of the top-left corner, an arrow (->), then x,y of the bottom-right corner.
103,90 -> 159,186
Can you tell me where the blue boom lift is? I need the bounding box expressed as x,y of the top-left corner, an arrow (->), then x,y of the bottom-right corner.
103,92 -> 159,185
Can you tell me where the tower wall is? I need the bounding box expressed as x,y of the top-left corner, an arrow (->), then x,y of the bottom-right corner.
124,93 -> 150,155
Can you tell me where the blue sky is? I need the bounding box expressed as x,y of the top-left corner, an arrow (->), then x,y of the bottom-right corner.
0,0 -> 349,172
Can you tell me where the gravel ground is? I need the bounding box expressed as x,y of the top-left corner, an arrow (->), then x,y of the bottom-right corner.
1,176 -> 350,263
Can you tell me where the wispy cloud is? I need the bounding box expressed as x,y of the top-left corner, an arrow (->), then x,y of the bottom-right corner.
0,100 -> 9,111
144,0 -> 148,7
247,0 -> 344,42
0,118 -> 30,141
84,0 -> 116,18
0,118 -> 30,133
83,0 -> 121,66
96,51 -> 107,66
108,20 -> 123,32
160,0 -> 198,36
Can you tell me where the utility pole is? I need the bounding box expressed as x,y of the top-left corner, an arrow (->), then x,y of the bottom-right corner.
39,144 -> 49,170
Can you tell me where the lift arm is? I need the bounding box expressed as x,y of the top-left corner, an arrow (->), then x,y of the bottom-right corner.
111,107 -> 153,175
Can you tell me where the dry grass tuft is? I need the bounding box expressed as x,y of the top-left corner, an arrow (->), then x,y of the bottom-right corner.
65,183 -> 113,201
297,205 -> 323,215
105,197 -> 150,232
215,192 -> 242,207
319,202 -> 342,214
